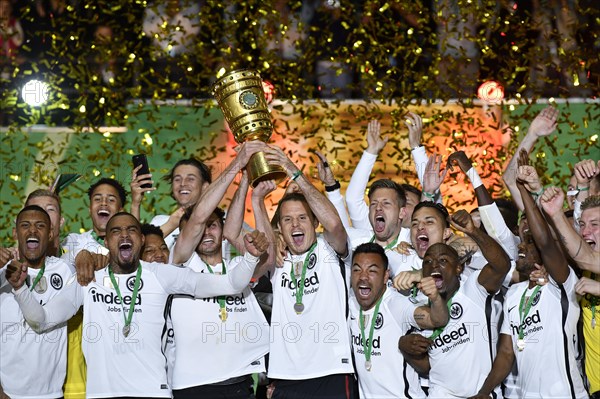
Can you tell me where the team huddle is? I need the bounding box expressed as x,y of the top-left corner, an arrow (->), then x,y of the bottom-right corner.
1,107 -> 599,399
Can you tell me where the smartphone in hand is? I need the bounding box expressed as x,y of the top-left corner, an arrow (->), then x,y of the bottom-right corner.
132,154 -> 152,189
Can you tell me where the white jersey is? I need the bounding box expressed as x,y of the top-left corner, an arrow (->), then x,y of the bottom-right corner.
61,230 -> 108,270
12,256 -> 258,398
150,214 -> 180,250
268,236 -> 354,380
349,288 -> 425,399
0,257 -> 72,399
169,252 -> 269,389
426,270 -> 501,398
500,269 -> 587,398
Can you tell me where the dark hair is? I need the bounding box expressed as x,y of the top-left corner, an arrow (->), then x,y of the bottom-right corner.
87,178 -> 127,207
353,242 -> 389,270
17,205 -> 50,224
106,212 -> 141,231
163,158 -> 212,185
401,183 -> 422,199
412,201 -> 450,227
25,189 -> 62,214
368,179 -> 407,207
180,206 -> 225,226
276,192 -> 315,222
495,198 -> 519,234
141,223 -> 164,238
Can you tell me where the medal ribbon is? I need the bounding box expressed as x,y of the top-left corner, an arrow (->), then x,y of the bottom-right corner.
518,285 -> 542,341
108,263 -> 142,333
206,262 -> 227,317
428,293 -> 456,340
369,235 -> 399,251
290,241 -> 318,309
90,230 -> 105,245
359,294 -> 384,367
29,263 -> 46,292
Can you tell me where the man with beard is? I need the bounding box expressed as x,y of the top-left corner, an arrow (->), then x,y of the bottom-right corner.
260,145 -> 356,398
5,212 -> 267,398
349,242 -> 448,398
398,209 -> 511,398
150,157 -> 211,248
0,206 -> 73,399
61,178 -> 126,267
470,164 -> 588,399
167,144 -> 270,399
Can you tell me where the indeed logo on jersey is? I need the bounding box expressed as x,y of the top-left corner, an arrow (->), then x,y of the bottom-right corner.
203,292 -> 247,306
510,309 -> 543,337
430,323 -> 472,353
89,287 -> 142,306
352,333 -> 381,351
281,272 -> 320,293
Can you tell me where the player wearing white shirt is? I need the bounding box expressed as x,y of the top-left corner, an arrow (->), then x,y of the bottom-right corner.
5,212 -> 268,399
472,172 -> 588,399
62,178 -> 127,268
261,145 -> 357,398
151,157 -> 211,249
1,206 -> 73,399
399,210 -> 511,398
349,243 -> 448,399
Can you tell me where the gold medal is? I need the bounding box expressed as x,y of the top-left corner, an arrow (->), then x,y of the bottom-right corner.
220,307 -> 228,322
517,339 -> 525,351
592,318 -> 596,329
123,325 -> 130,337
294,303 -> 304,314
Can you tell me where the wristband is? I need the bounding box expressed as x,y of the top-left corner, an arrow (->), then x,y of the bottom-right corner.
325,180 -> 341,192
466,167 -> 483,189
411,144 -> 423,151
422,191 -> 436,199
291,170 -> 302,181
577,186 -> 589,192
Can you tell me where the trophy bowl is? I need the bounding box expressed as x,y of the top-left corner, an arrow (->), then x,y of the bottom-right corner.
212,69 -> 287,187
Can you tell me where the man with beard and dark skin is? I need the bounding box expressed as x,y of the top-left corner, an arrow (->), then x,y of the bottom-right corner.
5,212 -> 268,398
470,152 -> 588,399
349,242 -> 448,398
397,209 -> 511,398
1,206 -> 73,399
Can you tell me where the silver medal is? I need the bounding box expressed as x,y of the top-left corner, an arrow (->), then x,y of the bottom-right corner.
123,325 -> 130,337
294,303 -> 304,314
34,276 -> 47,294
517,339 -> 525,351
592,318 -> 596,329
365,360 -> 372,371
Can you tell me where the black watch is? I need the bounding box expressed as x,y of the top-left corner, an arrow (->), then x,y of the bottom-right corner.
325,181 -> 341,192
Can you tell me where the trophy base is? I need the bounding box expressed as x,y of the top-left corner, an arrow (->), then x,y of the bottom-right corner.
248,152 -> 288,188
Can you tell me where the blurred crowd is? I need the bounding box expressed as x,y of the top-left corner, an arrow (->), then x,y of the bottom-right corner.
0,0 -> 598,125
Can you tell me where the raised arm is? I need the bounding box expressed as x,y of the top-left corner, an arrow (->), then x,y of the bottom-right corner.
503,106 -> 558,211
541,187 -> 599,273
413,276 -> 449,329
222,170 -> 250,254
251,180 -> 278,278
421,153 -> 447,202
173,141 -> 266,264
315,150 -> 351,229
130,164 -> 156,221
450,210 -> 511,294
264,145 -> 349,257
346,119 -> 387,230
517,152 -> 570,283
161,231 -> 268,296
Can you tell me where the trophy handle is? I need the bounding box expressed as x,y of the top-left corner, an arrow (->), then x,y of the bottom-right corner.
247,152 -> 288,188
